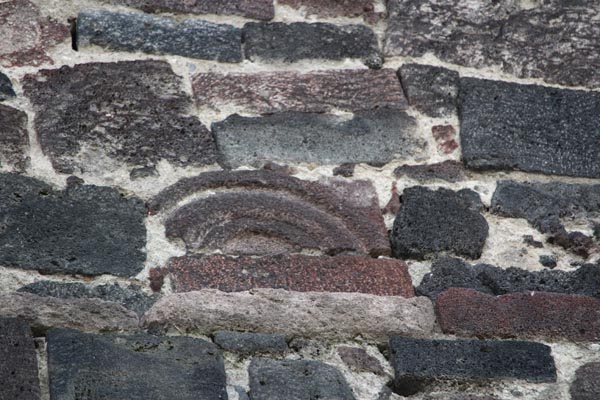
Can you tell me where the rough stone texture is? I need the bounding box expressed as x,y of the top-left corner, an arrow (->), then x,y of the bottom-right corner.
459,77 -> 600,177
213,331 -> 288,355
0,71 -> 15,100
394,161 -> 466,183
248,358 -> 356,400
0,104 -> 28,171
18,281 -> 158,317
0,0 -> 68,67
150,170 -> 390,257
385,0 -> 600,88
337,346 -> 384,375
48,329 -> 228,400
212,108 -> 420,169
142,289 -> 436,340
193,69 -> 407,114
166,254 -> 414,296
0,293 -> 138,334
391,187 -> 488,260
417,257 -> 600,300
399,63 -> 459,118
78,10 -> 242,62
436,288 -> 600,342
389,336 -> 556,396
333,163 -> 355,178
0,173 -> 146,276
278,0 -> 376,19
432,124 -> 458,154
101,0 -> 274,20
243,22 -> 383,69
571,362 -> 600,400
539,255 -> 557,269
23,60 -> 217,174
0,318 -> 40,400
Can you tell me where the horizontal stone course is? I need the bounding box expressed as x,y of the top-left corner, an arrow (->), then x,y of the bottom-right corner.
0,318 -> 40,400
0,104 -> 28,171
278,0 -> 376,18
0,72 -> 15,100
213,331 -> 288,355
166,254 -> 414,296
394,161 -> 466,183
77,10 -> 243,62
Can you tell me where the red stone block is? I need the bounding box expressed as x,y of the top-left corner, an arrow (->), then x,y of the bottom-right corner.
436,288 -> 600,341
166,254 -> 414,297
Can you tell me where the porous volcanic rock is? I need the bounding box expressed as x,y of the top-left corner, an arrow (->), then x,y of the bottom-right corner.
0,318 -> 40,400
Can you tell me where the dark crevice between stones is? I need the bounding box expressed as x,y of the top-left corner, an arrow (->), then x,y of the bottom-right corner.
69,17 -> 77,51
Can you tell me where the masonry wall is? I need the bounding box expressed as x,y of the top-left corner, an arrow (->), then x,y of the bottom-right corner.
1,0 -> 600,399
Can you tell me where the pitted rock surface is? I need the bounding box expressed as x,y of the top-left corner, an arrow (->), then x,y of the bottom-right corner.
0,318 -> 40,400
399,63 -> 459,118
77,10 -> 243,62
213,331 -> 288,355
193,69 -> 407,114
571,362 -> 600,400
0,104 -> 28,171
394,161 -> 466,183
23,60 -> 217,174
166,254 -> 414,296
0,71 -> 15,100
212,108 -> 420,169
278,0 -> 376,18
0,173 -> 145,276
47,329 -> 228,400
385,0 -> 600,88
459,77 -> 600,177
391,187 -> 488,260
243,22 -> 382,69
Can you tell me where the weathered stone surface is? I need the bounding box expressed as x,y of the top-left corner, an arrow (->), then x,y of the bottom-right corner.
385,0 -> 600,88
193,69 -> 406,114
460,77 -> 600,177
279,0 -> 375,19
389,336 -> 556,396
23,60 -> 217,174
432,124 -> 458,154
0,318 -> 40,400
18,281 -> 158,317
571,362 -> 600,400
391,187 -> 488,259
539,255 -> 557,269
399,63 -> 459,117
48,329 -> 227,400
0,104 -> 28,171
0,173 -> 146,276
417,257 -> 600,300
142,289 -> 435,340
337,346 -> 384,375
243,22 -> 382,68
436,288 -> 600,342
394,161 -> 466,183
0,0 -> 68,67
212,108 -> 420,168
0,72 -> 15,100
102,0 -> 274,20
166,254 -> 414,296
213,331 -> 288,355
249,358 -> 356,400
149,170 -> 390,257
78,10 -> 242,62
0,293 -> 138,334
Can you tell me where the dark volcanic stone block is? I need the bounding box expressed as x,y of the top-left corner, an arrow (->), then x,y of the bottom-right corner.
48,329 -> 228,400
394,161 -> 466,183
0,318 -> 40,400
77,10 -> 242,62
0,104 -> 28,171
193,69 -> 407,114
436,288 -> 600,341
0,173 -> 146,276
23,60 -> 217,174
399,63 -> 459,117
212,108 -> 420,168
385,0 -> 600,88
278,0 -> 376,18
214,331 -> 288,355
388,336 -> 556,396
417,257 -> 600,300
0,72 -> 15,100
391,187 -> 488,260
248,358 -> 356,400
243,22 -> 382,68
459,77 -> 600,177
101,0 -> 274,20
18,281 -> 158,316
167,254 -> 414,296
571,362 -> 600,400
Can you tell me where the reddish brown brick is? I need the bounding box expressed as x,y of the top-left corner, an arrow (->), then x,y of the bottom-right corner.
436,288 -> 600,342
279,0 -> 376,19
193,69 -> 406,114
166,254 -> 414,297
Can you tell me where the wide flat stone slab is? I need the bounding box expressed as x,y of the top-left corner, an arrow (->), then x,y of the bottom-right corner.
0,104 -> 28,171
459,77 -> 600,177
0,318 -> 40,400
48,329 -> 228,400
